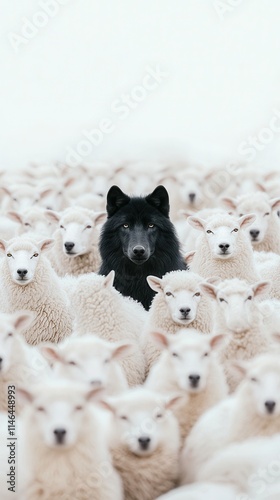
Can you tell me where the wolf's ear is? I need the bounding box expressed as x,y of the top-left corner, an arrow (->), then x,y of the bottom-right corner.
106,185 -> 130,217
145,185 -> 169,218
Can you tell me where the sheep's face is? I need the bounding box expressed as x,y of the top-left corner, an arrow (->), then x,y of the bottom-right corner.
103,389 -> 179,457
1,186 -> 42,211
8,208 -> 54,238
188,214 -> 256,259
179,177 -> 203,209
19,384 -> 100,449
163,287 -> 201,324
244,360 -> 280,418
41,335 -> 133,389
0,239 -> 54,285
151,330 -> 225,394
46,209 -> 106,257
201,279 -> 271,333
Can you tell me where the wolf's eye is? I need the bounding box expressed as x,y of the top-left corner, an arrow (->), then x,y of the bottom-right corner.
232,228 -> 239,232
148,223 -> 154,228
7,253 -> 12,258
206,230 -> 213,234
123,224 -> 129,229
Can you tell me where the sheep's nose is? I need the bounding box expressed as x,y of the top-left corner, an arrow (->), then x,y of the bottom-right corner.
179,307 -> 191,317
189,374 -> 201,388
17,269 -> 28,278
250,229 -> 260,240
64,242 -> 75,252
133,246 -> 145,256
265,400 -> 276,414
189,193 -> 196,203
54,428 -> 67,444
219,243 -> 230,253
90,379 -> 102,386
138,436 -> 151,450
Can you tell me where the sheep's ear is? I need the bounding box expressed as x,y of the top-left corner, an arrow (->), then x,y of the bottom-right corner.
210,334 -> 226,351
150,330 -> 169,349
85,387 -> 104,403
221,197 -> 237,211
0,187 -> 12,197
98,398 -> 117,414
44,210 -> 61,223
103,270 -> 115,288
230,360 -> 248,378
111,341 -> 136,360
252,281 -> 271,298
238,214 -> 256,229
272,333 -> 280,345
106,185 -> 130,217
40,189 -> 54,199
93,211 -> 107,225
13,311 -> 35,332
6,211 -> 23,224
0,239 -> 7,252
199,283 -> 218,299
256,182 -> 266,192
147,275 -> 163,293
179,209 -> 194,219
17,387 -> 34,405
205,276 -> 221,285
165,394 -> 183,410
39,345 -> 64,364
185,251 -> 195,265
64,177 -> 76,188
187,216 -> 206,231
270,198 -> 280,211
37,239 -> 55,253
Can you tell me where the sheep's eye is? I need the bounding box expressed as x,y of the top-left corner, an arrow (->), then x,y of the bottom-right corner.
60,225 -> 65,229
172,352 -> 179,358
120,415 -> 128,420
148,223 -> 154,228
251,377 -> 258,383
13,198 -> 17,202
219,298 -> 225,303
33,253 -> 39,258
86,225 -> 92,229
75,405 -> 83,411
166,291 -> 173,297
204,352 -> 209,357
68,360 -> 77,366
194,292 -> 200,297
206,230 -> 213,234
264,212 -> 270,216
7,332 -> 13,337
156,413 -> 163,419
123,224 -> 129,229
37,407 -> 45,412
24,222 -> 31,227
239,214 -> 243,217
104,358 -> 110,364
233,228 -> 239,232
7,253 -> 12,258
247,295 -> 252,300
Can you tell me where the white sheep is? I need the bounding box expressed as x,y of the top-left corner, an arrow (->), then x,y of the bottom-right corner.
40,334 -> 134,395
222,192 -> 280,253
200,278 -> 272,391
17,381 -> 123,500
7,207 -> 55,238
143,270 -> 215,372
145,329 -> 228,440
64,270 -> 147,385
0,237 -> 72,345
180,352 -> 280,484
0,311 -> 50,412
255,250 -> 280,300
45,207 -> 106,276
187,212 -> 259,282
101,387 -> 181,500
155,483 -> 238,500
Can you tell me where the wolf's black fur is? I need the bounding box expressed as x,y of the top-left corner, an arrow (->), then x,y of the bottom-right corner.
99,185 -> 186,310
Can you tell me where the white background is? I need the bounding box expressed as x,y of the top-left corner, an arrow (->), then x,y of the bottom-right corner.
1,0 -> 280,171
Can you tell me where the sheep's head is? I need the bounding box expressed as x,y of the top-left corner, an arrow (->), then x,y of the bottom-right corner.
0,311 -> 35,374
233,354 -> 280,417
100,388 -> 180,456
45,207 -> 106,257
150,329 -> 226,393
17,382 -> 103,448
0,238 -> 54,285
40,335 -> 134,388
7,207 -> 54,238
223,193 -> 280,246
200,279 -> 271,333
0,185 -> 52,211
188,213 -> 256,259
178,172 -> 204,209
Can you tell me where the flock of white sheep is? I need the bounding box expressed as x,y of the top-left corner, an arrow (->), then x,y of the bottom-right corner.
0,161 -> 280,499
